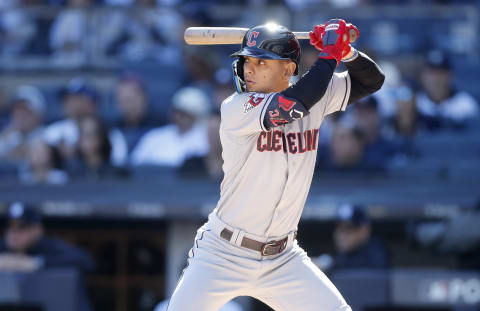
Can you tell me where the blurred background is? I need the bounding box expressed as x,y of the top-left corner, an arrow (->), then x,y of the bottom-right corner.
0,0 -> 479,310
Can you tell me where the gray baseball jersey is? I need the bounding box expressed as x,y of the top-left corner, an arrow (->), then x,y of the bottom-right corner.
213,71 -> 351,238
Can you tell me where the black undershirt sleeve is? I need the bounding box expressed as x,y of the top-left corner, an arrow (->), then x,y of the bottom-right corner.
281,58 -> 337,110
345,51 -> 385,104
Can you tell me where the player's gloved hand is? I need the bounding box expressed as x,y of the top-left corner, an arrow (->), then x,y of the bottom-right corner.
319,19 -> 350,65
309,24 -> 325,51
310,19 -> 358,65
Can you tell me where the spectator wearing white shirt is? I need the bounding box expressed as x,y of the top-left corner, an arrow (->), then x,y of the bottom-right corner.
43,78 -> 97,156
43,78 -> 128,165
130,87 -> 210,167
416,50 -> 478,131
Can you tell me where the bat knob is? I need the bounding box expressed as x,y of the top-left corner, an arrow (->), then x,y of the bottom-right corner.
348,28 -> 358,43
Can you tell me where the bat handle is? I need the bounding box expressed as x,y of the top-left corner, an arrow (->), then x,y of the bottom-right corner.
294,29 -> 358,43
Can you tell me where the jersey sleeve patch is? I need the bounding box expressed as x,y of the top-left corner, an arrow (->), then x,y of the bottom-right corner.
264,94 -> 310,130
244,93 -> 267,114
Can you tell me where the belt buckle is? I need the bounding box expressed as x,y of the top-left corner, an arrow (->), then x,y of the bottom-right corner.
261,239 -> 287,256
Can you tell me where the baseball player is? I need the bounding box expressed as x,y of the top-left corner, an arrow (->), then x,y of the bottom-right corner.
167,19 -> 385,311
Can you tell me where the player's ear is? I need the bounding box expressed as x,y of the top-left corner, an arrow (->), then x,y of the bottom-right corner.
283,61 -> 296,78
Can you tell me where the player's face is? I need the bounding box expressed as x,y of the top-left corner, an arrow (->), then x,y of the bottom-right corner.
243,56 -> 294,93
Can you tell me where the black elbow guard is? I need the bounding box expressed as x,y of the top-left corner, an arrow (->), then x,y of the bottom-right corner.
263,93 -> 309,129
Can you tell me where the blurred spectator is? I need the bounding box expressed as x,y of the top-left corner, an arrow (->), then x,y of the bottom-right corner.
314,204 -> 389,271
43,78 -> 98,159
67,116 -> 128,179
0,202 -> 94,311
352,96 -> 401,170
43,78 -> 128,165
416,50 -> 478,131
285,0 -> 364,10
372,60 -> 403,119
112,74 -> 158,155
0,87 -> 8,129
0,202 -> 94,271
49,0 -> 94,66
409,200 -> 480,270
316,123 -> 367,172
131,86 -> 210,167
103,0 -> 134,5
100,0 -> 182,62
385,85 -> 420,159
0,86 -> 46,165
0,0 -> 37,56
183,46 -> 218,97
18,137 -> 68,184
389,86 -> 418,138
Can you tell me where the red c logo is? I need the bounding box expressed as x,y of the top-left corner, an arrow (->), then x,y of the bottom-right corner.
246,31 -> 259,47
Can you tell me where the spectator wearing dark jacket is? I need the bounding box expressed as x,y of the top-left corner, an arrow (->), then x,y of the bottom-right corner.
0,202 -> 94,272
333,204 -> 389,270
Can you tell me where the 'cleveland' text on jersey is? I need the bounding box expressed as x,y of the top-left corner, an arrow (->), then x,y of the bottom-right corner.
214,72 -> 351,238
257,129 -> 319,154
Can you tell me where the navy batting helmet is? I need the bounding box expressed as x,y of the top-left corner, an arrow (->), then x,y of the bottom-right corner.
231,23 -> 301,92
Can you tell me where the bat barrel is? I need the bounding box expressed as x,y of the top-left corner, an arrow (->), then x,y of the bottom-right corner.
184,27 -> 249,45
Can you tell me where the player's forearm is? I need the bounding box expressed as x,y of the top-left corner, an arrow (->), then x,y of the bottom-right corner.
262,58 -> 337,130
282,58 -> 337,110
344,51 -> 385,104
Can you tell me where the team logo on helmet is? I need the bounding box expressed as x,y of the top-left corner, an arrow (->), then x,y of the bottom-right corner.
246,31 -> 259,47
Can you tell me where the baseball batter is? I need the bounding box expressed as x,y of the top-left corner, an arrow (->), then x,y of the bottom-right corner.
167,19 -> 385,311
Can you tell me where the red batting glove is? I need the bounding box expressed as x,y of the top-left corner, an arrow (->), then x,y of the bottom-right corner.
309,24 -> 325,52
318,19 -> 351,65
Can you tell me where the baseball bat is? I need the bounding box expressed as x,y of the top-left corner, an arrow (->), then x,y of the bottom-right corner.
184,27 -> 358,45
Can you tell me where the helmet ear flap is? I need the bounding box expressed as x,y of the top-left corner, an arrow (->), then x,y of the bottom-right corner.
232,57 -> 246,93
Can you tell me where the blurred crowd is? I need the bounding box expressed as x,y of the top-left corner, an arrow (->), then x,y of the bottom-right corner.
0,1 -> 479,185
0,76 -> 225,183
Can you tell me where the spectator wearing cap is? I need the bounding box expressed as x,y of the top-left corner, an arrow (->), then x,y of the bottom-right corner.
331,204 -> 389,270
0,86 -> 46,165
0,202 -> 94,311
130,86 -> 210,167
43,78 -> 98,155
416,50 -> 478,131
0,202 -> 94,272
43,78 -> 128,166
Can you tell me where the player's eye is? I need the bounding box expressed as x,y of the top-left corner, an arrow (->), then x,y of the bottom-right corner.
259,60 -> 265,65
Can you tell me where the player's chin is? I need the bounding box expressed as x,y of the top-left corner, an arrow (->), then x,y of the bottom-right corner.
246,84 -> 264,93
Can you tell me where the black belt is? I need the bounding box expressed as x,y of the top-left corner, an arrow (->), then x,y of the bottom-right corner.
220,228 -> 295,256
